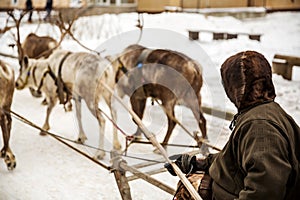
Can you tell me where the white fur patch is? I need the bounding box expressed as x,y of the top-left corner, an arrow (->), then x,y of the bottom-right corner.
48,41 -> 56,49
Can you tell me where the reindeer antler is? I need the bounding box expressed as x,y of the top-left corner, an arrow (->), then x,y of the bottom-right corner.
136,13 -> 144,44
56,12 -> 101,55
7,10 -> 28,69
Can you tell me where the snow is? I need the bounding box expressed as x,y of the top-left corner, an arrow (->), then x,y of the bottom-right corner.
1,11 -> 300,199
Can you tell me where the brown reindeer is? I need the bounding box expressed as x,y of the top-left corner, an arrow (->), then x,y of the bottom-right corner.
21,33 -> 58,96
0,60 -> 16,170
111,44 -> 207,152
22,33 -> 58,60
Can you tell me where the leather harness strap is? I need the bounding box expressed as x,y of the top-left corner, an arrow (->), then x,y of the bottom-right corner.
118,48 -> 153,74
35,52 -> 73,106
133,48 -> 153,97
32,65 -> 38,87
135,48 -> 153,67
57,52 -> 72,105
116,48 -> 153,98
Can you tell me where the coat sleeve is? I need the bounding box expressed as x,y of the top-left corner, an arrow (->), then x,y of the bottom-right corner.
238,120 -> 292,200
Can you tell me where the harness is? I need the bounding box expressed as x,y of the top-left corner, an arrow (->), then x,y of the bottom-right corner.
117,48 -> 153,97
35,52 -> 72,106
19,65 -> 37,89
56,52 -> 72,105
135,48 -> 153,69
118,48 -> 153,74
32,66 -> 38,87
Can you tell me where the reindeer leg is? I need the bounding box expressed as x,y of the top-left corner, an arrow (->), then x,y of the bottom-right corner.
162,100 -> 176,146
103,94 -> 121,150
198,112 -> 209,155
41,97 -> 56,135
75,97 -> 87,144
189,95 -> 208,155
0,112 -> 16,170
110,104 -> 121,150
84,97 -> 106,160
130,96 -> 146,139
154,100 -> 176,154
0,113 -> 6,158
94,109 -> 106,160
65,99 -> 73,112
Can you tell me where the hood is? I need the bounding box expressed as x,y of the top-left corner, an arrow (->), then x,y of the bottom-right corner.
220,51 -> 276,111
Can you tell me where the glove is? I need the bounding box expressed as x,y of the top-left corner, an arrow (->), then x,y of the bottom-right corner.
164,153 -> 197,176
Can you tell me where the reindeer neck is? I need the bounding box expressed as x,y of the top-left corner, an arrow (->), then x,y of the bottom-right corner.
28,61 -> 49,88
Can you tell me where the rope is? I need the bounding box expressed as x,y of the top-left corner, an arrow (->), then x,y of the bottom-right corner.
130,140 -> 200,148
7,109 -> 111,170
153,99 -> 221,152
96,107 -> 136,157
2,108 -> 164,165
97,108 -> 133,140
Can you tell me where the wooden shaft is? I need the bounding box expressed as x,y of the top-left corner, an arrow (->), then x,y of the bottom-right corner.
101,82 -> 202,200
111,151 -> 132,200
202,105 -> 234,121
132,158 -> 165,169
127,168 -> 167,181
120,162 -> 175,195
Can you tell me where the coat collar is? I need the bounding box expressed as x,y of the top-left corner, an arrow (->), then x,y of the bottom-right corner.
229,99 -> 274,130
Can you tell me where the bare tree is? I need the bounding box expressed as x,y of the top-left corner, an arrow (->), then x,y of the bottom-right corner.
7,10 -> 27,69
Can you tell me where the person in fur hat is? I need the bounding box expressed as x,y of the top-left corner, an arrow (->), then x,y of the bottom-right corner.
166,51 -> 300,200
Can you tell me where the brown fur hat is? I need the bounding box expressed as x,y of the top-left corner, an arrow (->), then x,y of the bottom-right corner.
220,51 -> 276,111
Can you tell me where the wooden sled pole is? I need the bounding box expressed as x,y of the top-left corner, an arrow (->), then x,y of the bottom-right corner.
202,105 -> 234,121
127,168 -> 167,181
111,150 -> 175,197
102,82 -> 202,200
120,162 -> 175,195
111,151 -> 132,200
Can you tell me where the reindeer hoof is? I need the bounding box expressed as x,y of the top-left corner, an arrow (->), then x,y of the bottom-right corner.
113,143 -> 122,150
29,87 -> 42,98
64,102 -> 72,112
40,131 -> 47,136
76,138 -> 86,144
133,133 -> 143,141
41,98 -> 48,105
4,153 -> 16,171
94,151 -> 105,160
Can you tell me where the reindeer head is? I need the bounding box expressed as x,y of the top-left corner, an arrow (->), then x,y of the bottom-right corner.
15,56 -> 31,90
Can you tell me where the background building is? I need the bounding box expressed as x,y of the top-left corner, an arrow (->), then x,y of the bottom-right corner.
0,0 -> 299,12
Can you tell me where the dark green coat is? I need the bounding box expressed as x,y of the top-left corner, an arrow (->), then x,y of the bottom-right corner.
209,101 -> 300,200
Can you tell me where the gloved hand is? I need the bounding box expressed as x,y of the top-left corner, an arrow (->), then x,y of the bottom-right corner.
164,153 -> 197,176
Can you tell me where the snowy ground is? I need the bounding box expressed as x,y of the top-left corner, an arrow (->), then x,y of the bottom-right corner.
0,11 -> 300,200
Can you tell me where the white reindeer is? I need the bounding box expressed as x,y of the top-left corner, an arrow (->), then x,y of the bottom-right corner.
15,50 -> 121,159
0,60 -> 16,170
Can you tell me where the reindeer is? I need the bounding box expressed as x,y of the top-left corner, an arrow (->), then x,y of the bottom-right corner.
20,33 -> 74,111
0,60 -> 16,170
110,44 -> 207,153
15,49 -> 121,159
22,33 -> 58,60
